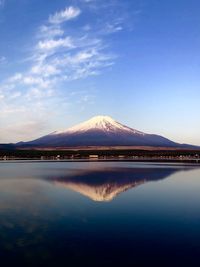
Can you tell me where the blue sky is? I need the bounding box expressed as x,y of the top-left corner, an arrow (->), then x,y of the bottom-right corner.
0,0 -> 200,145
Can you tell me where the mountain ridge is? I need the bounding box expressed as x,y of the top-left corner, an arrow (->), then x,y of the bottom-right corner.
16,115 -> 199,148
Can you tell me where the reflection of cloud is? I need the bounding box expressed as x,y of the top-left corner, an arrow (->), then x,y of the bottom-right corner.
0,177 -> 56,255
0,178 -> 52,212
0,162 -> 198,254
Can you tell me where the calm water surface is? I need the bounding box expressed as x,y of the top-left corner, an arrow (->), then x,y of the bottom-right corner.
0,161 -> 200,266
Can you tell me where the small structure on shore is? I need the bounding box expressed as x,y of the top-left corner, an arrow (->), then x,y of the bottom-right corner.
89,155 -> 99,159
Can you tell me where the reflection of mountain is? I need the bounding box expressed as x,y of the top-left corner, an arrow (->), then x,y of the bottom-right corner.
53,166 -> 190,202
55,179 -> 146,202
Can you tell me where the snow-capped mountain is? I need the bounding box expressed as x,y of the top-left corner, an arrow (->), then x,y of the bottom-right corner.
18,115 -> 196,148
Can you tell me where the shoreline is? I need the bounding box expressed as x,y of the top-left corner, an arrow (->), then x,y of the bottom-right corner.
1,158 -> 200,165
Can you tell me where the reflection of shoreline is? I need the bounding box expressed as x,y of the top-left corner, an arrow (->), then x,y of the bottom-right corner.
1,159 -> 200,164
52,166 -> 194,202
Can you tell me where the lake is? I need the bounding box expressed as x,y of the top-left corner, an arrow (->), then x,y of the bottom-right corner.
0,161 -> 200,266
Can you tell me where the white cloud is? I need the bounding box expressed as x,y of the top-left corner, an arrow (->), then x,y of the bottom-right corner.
9,73 -> 23,82
0,93 -> 4,100
0,106 -> 26,116
39,25 -> 64,38
0,2 -> 119,104
26,87 -> 54,100
103,22 -> 123,34
10,92 -> 21,99
31,64 -> 60,77
49,6 -> 81,24
23,76 -> 52,89
0,1 -> 131,142
37,37 -> 74,50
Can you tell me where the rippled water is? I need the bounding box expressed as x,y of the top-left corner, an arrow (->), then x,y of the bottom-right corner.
0,161 -> 200,266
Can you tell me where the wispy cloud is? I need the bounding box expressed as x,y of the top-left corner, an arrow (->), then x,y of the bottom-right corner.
37,37 -> 74,51
39,25 -> 64,38
49,6 -> 81,24
0,0 -> 133,142
1,3 -> 116,98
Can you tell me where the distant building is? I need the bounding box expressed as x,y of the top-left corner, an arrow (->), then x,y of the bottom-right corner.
89,155 -> 98,159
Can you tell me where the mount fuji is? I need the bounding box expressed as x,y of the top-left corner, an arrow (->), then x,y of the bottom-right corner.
18,115 -> 197,148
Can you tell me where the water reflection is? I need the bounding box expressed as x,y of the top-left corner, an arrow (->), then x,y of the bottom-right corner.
52,165 -> 193,201
0,162 -> 200,266
0,163 -> 196,207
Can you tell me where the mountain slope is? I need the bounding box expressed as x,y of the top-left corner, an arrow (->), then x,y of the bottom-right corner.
18,115 -> 196,148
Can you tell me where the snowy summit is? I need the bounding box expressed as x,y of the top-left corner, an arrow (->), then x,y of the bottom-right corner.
53,115 -> 145,135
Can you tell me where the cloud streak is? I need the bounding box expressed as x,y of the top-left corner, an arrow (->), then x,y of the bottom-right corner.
0,0 -> 131,142
49,6 -> 81,24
